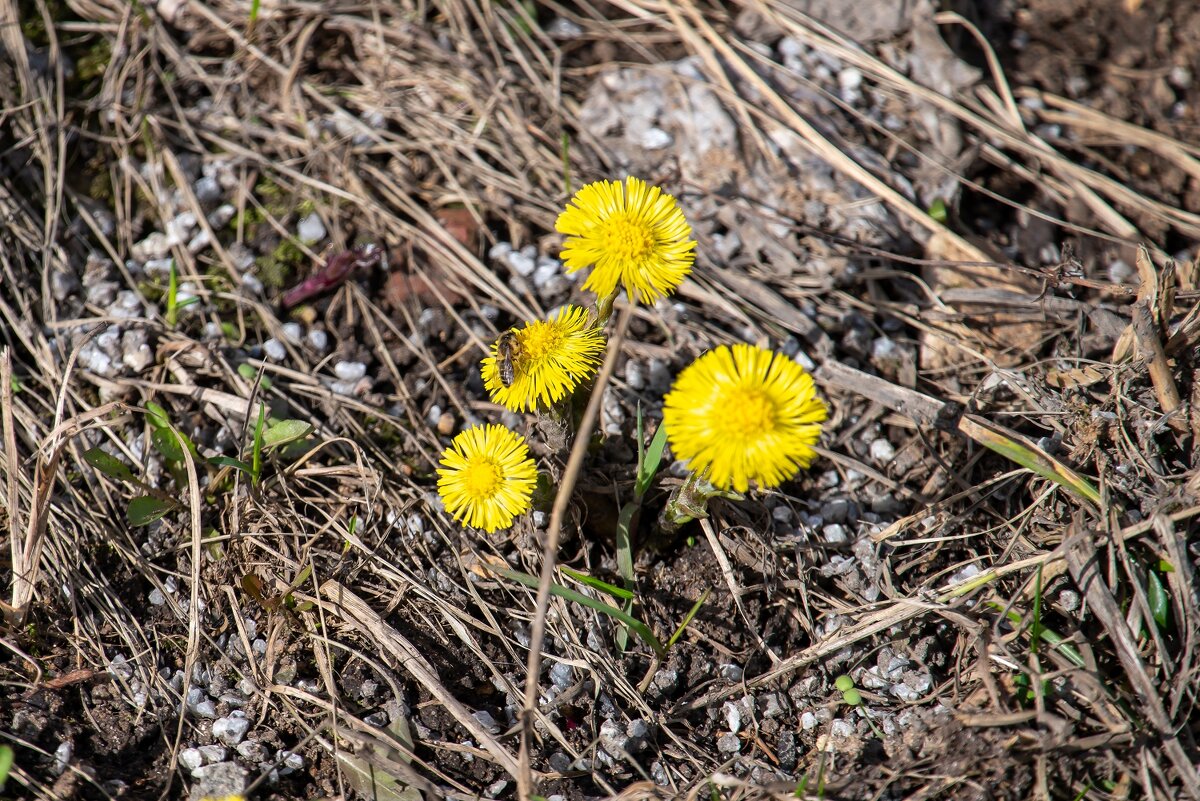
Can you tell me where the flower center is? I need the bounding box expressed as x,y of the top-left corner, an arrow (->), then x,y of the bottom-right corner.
521,322 -> 563,363
463,459 -> 503,499
719,387 -> 777,441
599,216 -> 654,264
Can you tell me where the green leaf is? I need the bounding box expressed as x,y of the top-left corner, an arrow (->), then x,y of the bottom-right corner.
145,401 -> 171,430
928,197 -> 948,223
83,447 -> 135,482
559,567 -> 634,600
262,419 -> 312,450
636,421 -> 669,499
128,495 -> 174,526
207,455 -> 254,475
0,744 -> 13,790
237,363 -> 273,390
151,425 -> 185,463
1148,569 -> 1170,629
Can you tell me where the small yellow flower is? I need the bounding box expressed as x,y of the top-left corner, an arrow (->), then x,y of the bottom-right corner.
481,305 -> 606,413
437,425 -> 538,532
662,344 -> 827,493
556,176 -> 696,303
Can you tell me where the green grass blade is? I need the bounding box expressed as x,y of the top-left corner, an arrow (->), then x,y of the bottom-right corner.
558,566 -> 634,600
491,565 -> 664,657
667,588 -> 708,648
958,414 -> 1100,507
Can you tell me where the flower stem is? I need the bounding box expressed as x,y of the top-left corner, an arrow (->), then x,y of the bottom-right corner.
657,471 -> 744,534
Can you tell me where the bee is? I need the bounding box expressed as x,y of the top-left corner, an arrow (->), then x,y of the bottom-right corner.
495,330 -> 521,387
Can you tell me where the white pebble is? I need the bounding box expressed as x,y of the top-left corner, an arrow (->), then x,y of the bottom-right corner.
334,361 -> 367,381
281,322 -> 303,344
640,127 -> 673,150
207,203 -> 235,229
869,438 -> 896,463
133,231 -> 170,262
213,713 -> 250,745
822,523 -> 847,544
263,338 -> 286,361
297,213 -> 326,243
507,250 -> 536,277
178,747 -> 203,771
307,329 -> 329,351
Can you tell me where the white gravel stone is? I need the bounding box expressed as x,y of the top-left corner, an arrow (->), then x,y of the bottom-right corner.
213,713 -> 250,745
307,329 -> 329,351
830,719 -> 855,738
167,211 -> 197,244
110,290 -> 145,319
869,438 -> 896,463
121,329 -> 154,373
179,747 -> 204,771
718,663 -> 743,682
148,588 -> 166,606
263,338 -> 286,361
133,232 -> 171,262
822,523 -> 847,544
297,213 -> 327,243
198,745 -> 227,763
716,733 -> 741,753
723,701 -> 742,734
506,249 -> 536,277
207,203 -> 236,229
280,322 -> 303,344
472,710 -> 501,733
52,741 -> 72,775
624,359 -> 645,390
334,361 -> 367,381
546,17 -> 583,39
640,127 -> 673,150
194,176 -> 222,204
240,273 -> 264,296
800,710 -> 818,730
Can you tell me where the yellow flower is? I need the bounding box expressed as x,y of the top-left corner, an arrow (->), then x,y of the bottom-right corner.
481,305 -> 606,413
555,176 -> 696,303
437,425 -> 538,532
662,344 -> 827,493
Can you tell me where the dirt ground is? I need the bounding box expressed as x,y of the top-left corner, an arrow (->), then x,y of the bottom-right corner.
2,1 -> 1200,800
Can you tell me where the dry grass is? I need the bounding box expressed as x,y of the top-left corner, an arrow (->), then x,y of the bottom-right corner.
2,1 -> 1199,799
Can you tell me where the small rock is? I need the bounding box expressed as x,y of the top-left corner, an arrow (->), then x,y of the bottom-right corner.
472,710 -> 501,733
437,412 -> 455,436
485,779 -> 508,798
148,588 -> 167,606
297,213 -> 327,243
718,663 -> 743,682
236,740 -> 269,762
279,749 -> 304,772
121,329 -> 154,373
263,339 -> 286,361
821,498 -> 850,523
716,733 -> 741,754
334,361 -> 367,381
723,701 -> 742,734
549,662 -> 573,688
281,322 -> 303,344
190,761 -> 247,800
213,713 -> 250,745
167,211 -> 197,244
830,719 -> 855,738
178,747 -> 204,771
108,654 -> 134,680
624,359 -> 645,390
307,329 -> 329,351
869,438 -> 896,463
207,203 -> 236,229
532,259 -> 560,290
198,744 -> 227,763
640,127 -> 673,150
506,249 -> 536,277
546,17 -> 583,39
801,710 -> 818,730
132,232 -> 170,262
194,176 -> 222,204
52,741 -> 72,776
822,523 -> 847,544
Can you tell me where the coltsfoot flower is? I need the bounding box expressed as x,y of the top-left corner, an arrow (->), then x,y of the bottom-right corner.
662,344 -> 827,493
437,425 -> 538,532
481,305 -> 606,412
555,176 -> 696,303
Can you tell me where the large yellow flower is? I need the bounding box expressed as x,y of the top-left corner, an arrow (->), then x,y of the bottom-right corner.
437,425 -> 538,532
662,344 -> 827,492
555,176 -> 696,303
481,305 -> 606,413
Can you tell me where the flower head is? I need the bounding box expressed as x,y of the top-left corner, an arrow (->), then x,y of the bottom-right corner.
481,305 -> 606,412
555,176 -> 696,303
662,344 -> 827,493
437,425 -> 538,532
